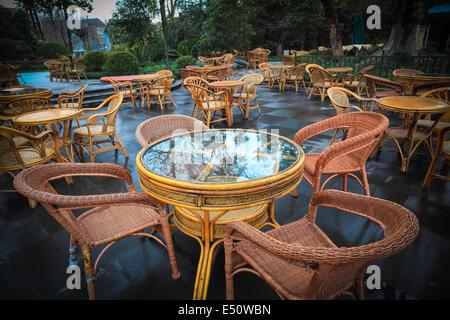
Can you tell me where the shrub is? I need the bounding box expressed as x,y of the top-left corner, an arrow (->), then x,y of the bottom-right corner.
36,41 -> 70,59
0,38 -> 33,60
175,55 -> 197,69
83,51 -> 107,72
104,51 -> 139,75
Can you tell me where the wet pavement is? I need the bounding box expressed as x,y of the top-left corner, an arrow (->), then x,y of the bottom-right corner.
1,68 -> 449,300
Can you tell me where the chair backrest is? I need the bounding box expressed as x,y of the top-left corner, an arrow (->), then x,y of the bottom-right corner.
108,78 -> 134,95
58,84 -> 88,109
293,112 -> 389,195
327,87 -> 362,115
183,76 -> 209,88
258,63 -> 272,79
44,60 -> 60,71
306,64 -> 330,84
420,87 -> 450,122
281,55 -> 294,65
392,68 -> 423,77
178,68 -> 190,80
155,70 -> 173,77
294,63 -> 308,78
239,73 -> 263,97
298,189 -> 418,299
290,50 -> 308,56
135,115 -> 208,147
148,74 -> 175,94
184,84 -> 225,112
6,97 -> 51,115
222,53 -> 234,65
363,74 -> 404,98
75,59 -> 84,71
411,81 -> 450,96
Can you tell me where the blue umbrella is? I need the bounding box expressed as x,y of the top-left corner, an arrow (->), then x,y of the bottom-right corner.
352,14 -> 365,44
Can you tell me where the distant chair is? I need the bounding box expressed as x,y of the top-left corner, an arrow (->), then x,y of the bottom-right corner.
258,63 -> 275,88
68,59 -> 88,80
281,55 -> 294,65
364,74 -> 404,99
342,65 -> 375,96
305,64 -> 336,102
136,114 -> 208,148
74,94 -> 128,162
392,68 -> 424,78
224,189 -> 419,300
13,162 -> 181,300
422,126 -> 450,188
246,51 -> 260,69
145,74 -> 176,111
291,112 -> 389,198
183,76 -> 210,117
233,73 -> 264,119
44,60 -> 60,82
0,64 -> 20,87
184,83 -> 230,127
0,127 -> 61,208
284,63 -> 308,92
108,78 -> 139,110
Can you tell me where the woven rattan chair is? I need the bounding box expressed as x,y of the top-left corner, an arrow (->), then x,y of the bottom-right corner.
184,83 -> 230,127
327,87 -> 378,145
0,64 -> 20,87
1,127 -> 61,207
108,78 -> 139,110
222,54 -> 235,74
68,59 -> 88,80
343,65 -> 375,96
5,97 -> 51,117
56,84 -> 88,109
392,68 -> 423,78
258,63 -> 275,88
136,114 -> 208,148
411,81 -> 450,96
281,55 -> 294,65
306,64 -> 336,102
364,74 -> 404,98
183,76 -> 210,117
44,60 -> 60,82
74,94 -> 128,163
145,74 -> 176,111
291,112 -> 389,198
224,189 -> 419,300
285,63 -> 308,92
422,126 -> 450,188
233,73 -> 264,119
13,162 -> 181,299
246,51 -> 260,69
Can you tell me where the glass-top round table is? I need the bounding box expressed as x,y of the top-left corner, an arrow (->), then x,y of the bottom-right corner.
0,87 -> 52,105
136,128 -> 304,299
394,73 -> 450,95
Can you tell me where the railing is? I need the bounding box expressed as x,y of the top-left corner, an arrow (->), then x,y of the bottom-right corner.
294,53 -> 449,79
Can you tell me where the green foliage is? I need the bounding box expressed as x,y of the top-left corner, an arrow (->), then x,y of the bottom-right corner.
170,39 -> 199,57
0,38 -> 33,60
36,42 -> 70,59
175,55 -> 197,69
129,43 -> 151,66
104,51 -> 139,75
83,51 -> 108,72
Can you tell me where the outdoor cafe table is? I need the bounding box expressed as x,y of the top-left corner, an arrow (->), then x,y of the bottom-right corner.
326,67 -> 353,85
13,108 -> 80,163
99,74 -> 156,83
270,65 -> 294,91
377,96 -> 449,172
136,128 -> 305,299
0,87 -> 52,106
208,80 -> 245,124
394,73 -> 450,95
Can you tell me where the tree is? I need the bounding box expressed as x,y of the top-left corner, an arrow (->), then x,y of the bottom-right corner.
159,0 -> 170,68
320,0 -> 344,56
14,0 -> 45,40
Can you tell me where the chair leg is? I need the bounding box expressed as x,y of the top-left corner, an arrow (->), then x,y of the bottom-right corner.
224,237 -> 235,300
360,168 -> 371,196
82,247 -> 96,300
114,133 -> 129,158
423,149 -> 441,188
159,215 -> 181,279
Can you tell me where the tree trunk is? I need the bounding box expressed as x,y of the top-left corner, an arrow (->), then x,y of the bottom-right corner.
159,0 -> 170,68
28,8 -> 45,40
63,8 -> 74,53
320,0 -> 344,56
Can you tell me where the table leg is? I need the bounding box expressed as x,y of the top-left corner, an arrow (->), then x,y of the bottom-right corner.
401,112 -> 419,173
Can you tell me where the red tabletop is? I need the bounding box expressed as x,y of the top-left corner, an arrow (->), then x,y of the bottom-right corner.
100,74 -> 155,83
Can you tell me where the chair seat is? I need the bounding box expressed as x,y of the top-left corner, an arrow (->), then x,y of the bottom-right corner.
74,125 -> 115,136
77,203 -> 161,246
417,119 -> 450,130
148,89 -> 168,95
54,102 -> 79,109
119,89 -> 138,96
201,101 -> 227,110
233,93 -> 255,100
12,135 -> 30,146
18,146 -> 54,166
386,126 -> 429,139
234,216 -> 336,299
314,81 -> 333,87
344,80 -> 359,87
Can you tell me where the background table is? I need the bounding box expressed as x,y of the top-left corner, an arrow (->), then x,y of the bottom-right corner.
270,65 -> 294,90
377,96 -> 449,172
100,74 -> 156,83
326,67 -> 353,85
136,128 -> 305,299
13,108 -> 80,163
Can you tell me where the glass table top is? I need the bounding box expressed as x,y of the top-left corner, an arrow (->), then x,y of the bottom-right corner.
0,87 -> 50,96
141,129 -> 303,184
405,73 -> 450,77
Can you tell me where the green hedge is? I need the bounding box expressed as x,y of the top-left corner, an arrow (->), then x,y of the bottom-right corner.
0,38 -> 33,60
104,51 -> 139,76
36,41 -> 70,59
175,55 -> 197,69
83,51 -> 107,72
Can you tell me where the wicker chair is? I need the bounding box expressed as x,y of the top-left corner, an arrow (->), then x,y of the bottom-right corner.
364,74 -> 404,98
291,112 -> 389,198
411,81 -> 450,96
233,73 -> 264,119
1,127 -> 61,207
392,68 -> 423,78
44,60 -> 60,82
183,76 -> 210,117
145,74 -> 176,111
184,83 -> 230,127
306,64 -> 336,102
68,59 -> 88,80
13,162 -> 181,299
108,78 -> 139,110
285,63 -> 308,92
0,64 -> 20,87
342,65 -> 375,96
73,94 -> 128,163
222,54 -> 236,74
136,114 -> 208,148
422,126 -> 450,188
5,97 -> 51,117
281,55 -> 294,65
246,51 -> 260,69
258,63 -> 275,88
224,189 -> 419,300
417,87 -> 450,147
